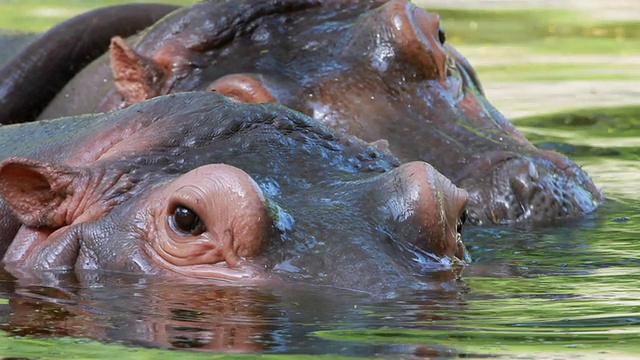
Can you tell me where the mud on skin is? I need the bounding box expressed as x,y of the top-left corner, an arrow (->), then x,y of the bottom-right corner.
0,92 -> 468,293
28,0 -> 603,226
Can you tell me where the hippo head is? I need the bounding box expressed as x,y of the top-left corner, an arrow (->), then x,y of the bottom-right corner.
0,92 -> 468,292
0,160 -> 273,280
91,0 -> 601,226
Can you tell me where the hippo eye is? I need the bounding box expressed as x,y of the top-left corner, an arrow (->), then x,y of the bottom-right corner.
170,205 -> 206,236
457,210 -> 468,234
438,26 -> 446,45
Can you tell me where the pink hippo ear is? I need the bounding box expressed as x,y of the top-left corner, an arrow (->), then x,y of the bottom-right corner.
110,36 -> 167,106
206,74 -> 278,104
0,158 -> 89,228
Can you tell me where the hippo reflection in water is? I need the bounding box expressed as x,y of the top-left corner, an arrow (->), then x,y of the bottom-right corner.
0,92 -> 468,293
25,0 -> 603,226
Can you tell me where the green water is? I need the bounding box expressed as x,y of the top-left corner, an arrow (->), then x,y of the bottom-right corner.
0,1 -> 638,359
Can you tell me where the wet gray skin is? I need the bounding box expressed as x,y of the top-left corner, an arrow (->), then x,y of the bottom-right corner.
0,92 -> 468,293
33,0 -> 603,226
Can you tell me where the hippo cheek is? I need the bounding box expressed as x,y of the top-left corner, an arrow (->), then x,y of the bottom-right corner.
147,164 -> 273,281
460,151 -> 603,225
382,161 -> 469,265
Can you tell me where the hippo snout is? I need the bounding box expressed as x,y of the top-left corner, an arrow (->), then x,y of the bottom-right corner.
461,151 -> 604,225
383,161 -> 469,264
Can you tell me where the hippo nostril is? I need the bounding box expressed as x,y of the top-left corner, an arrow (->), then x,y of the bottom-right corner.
454,209 -> 470,261
506,158 -> 548,219
456,209 -> 467,235
509,177 -> 535,219
510,171 -> 535,201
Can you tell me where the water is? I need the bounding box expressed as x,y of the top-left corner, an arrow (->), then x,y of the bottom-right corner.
0,1 -> 639,359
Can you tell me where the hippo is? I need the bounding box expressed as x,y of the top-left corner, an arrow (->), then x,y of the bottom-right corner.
16,0 -> 601,226
0,91 -> 468,293
0,3 -> 179,125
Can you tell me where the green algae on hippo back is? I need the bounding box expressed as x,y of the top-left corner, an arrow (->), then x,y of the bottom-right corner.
0,91 -> 468,294
37,0 -> 603,226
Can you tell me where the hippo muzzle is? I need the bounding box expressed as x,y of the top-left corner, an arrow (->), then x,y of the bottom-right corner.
458,151 -> 602,224
439,31 -> 604,224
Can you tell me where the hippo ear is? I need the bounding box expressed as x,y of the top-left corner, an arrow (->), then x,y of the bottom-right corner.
110,36 -> 167,106
0,158 -> 88,228
206,74 -> 277,103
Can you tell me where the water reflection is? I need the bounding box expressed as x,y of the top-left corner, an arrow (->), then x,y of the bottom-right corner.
1,271 -> 277,352
0,267 -> 471,356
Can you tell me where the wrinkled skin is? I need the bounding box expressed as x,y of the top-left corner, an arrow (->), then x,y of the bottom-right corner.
36,0 -> 603,226
0,3 -> 179,124
0,92 -> 468,293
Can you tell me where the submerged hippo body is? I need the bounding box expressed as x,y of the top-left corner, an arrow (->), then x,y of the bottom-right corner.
0,92 -> 468,293
36,0 -> 603,226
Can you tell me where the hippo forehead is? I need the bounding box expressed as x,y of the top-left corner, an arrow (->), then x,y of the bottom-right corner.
91,92 -> 399,196
136,0 -> 442,83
